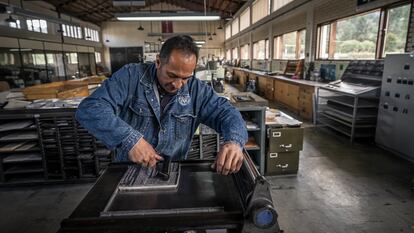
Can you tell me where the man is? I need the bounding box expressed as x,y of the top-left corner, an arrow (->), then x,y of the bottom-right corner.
76,35 -> 248,175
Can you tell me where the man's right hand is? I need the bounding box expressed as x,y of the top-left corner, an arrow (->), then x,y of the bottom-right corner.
128,138 -> 163,167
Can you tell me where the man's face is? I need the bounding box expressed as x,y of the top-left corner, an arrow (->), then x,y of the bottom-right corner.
156,49 -> 197,94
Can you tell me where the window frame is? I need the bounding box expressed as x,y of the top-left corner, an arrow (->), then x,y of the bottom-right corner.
316,1 -> 411,60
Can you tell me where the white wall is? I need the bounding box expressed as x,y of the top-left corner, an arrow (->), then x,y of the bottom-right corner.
101,20 -> 225,71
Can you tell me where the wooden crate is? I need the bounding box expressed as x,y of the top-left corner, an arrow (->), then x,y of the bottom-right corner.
23,80 -> 89,100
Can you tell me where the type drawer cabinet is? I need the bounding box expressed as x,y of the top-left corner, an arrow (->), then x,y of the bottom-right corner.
298,85 -> 315,120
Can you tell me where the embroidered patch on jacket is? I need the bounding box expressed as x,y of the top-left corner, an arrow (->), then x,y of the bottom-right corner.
178,94 -> 191,106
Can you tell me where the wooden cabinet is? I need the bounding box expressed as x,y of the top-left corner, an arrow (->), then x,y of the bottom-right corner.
257,76 -> 268,97
274,80 -> 298,109
298,85 -> 314,120
265,79 -> 274,100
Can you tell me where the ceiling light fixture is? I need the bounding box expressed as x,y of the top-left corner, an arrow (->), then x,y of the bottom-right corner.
195,40 -> 205,44
116,12 -> 221,21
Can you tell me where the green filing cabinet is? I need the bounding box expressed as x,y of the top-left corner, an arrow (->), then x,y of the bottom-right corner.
264,109 -> 304,175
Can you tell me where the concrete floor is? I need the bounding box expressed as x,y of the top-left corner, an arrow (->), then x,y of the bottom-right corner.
0,127 -> 413,233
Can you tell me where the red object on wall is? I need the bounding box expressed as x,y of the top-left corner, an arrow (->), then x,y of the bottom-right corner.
161,21 -> 173,33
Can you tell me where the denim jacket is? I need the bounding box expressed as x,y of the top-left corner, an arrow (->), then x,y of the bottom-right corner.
76,63 -> 248,161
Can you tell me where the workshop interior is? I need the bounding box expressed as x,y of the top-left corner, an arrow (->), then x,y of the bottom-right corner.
0,0 -> 413,232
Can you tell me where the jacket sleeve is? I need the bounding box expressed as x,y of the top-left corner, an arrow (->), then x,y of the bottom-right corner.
196,81 -> 248,148
75,65 -> 143,156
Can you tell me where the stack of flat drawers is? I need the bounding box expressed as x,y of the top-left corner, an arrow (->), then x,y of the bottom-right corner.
265,127 -> 303,175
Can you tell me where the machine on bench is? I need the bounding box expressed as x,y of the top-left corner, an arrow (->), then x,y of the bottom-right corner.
58,150 -> 282,233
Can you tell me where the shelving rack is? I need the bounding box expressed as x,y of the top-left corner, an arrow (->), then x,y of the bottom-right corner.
316,60 -> 383,142
0,109 -> 112,185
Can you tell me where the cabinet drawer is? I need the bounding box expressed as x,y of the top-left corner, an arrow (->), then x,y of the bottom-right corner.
265,151 -> 299,175
268,127 -> 304,152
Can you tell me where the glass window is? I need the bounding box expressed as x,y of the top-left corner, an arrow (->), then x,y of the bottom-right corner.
282,31 -> 297,59
26,20 -> 33,31
226,49 -> 231,60
273,0 -> 294,12
273,36 -> 281,59
9,19 -> 21,29
95,52 -> 102,63
232,48 -> 238,59
253,40 -> 268,59
78,27 -> 82,39
241,44 -> 250,59
232,18 -> 239,36
225,24 -> 231,40
240,8 -> 250,31
40,20 -> 47,33
32,19 -> 40,32
46,52 -> 66,82
298,30 -> 306,59
252,0 -> 270,24
78,53 -> 92,77
0,48 -> 22,88
317,10 -> 381,60
64,52 -> 79,79
383,4 -> 410,56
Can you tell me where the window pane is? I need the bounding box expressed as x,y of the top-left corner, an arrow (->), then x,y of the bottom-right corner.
383,4 -> 410,56
319,24 -> 330,59
241,44 -> 249,59
240,8 -> 250,31
26,20 -> 33,31
282,31 -> 296,59
273,0 -> 294,12
225,24 -> 231,40
40,20 -> 47,33
232,18 -> 239,36
32,20 -> 40,32
253,40 -> 266,59
334,11 -> 380,59
299,30 -> 306,59
265,39 -> 269,59
273,36 -> 281,59
232,48 -> 238,59
226,49 -> 231,60
78,27 -> 82,38
252,0 -> 269,24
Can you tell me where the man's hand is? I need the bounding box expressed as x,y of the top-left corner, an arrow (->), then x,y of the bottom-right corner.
212,142 -> 243,175
128,138 -> 163,167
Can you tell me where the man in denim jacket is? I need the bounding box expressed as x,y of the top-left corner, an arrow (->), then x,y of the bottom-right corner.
76,36 -> 248,175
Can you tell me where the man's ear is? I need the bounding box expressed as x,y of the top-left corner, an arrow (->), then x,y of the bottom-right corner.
155,55 -> 161,69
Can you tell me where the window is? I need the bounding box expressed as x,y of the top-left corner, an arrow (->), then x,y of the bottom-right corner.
9,19 -> 21,29
274,30 -> 306,59
383,4 -> 410,56
253,39 -> 269,59
95,52 -> 102,63
273,0 -> 294,12
226,49 -> 231,60
62,24 -> 83,39
232,48 -> 238,59
252,0 -> 270,24
85,28 -> 100,42
240,8 -> 250,31
241,44 -> 250,59
317,3 -> 411,60
26,19 -> 47,33
232,18 -> 239,36
225,24 -> 231,40
67,53 -> 78,64
32,53 -> 46,65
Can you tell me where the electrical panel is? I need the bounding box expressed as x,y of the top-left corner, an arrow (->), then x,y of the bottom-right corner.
376,53 -> 414,161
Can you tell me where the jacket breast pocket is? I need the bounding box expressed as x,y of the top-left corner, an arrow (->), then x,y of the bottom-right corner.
171,112 -> 196,140
129,101 -> 154,134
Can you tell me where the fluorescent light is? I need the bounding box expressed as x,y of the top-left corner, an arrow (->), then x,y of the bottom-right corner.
116,12 -> 221,21
196,45 -> 202,48
195,41 -> 205,44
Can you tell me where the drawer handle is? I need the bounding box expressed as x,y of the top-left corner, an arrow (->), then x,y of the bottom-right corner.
269,153 -> 279,158
272,132 -> 281,137
276,164 -> 289,168
280,144 -> 292,148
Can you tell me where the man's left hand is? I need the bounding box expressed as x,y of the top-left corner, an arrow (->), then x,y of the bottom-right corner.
212,142 -> 243,175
